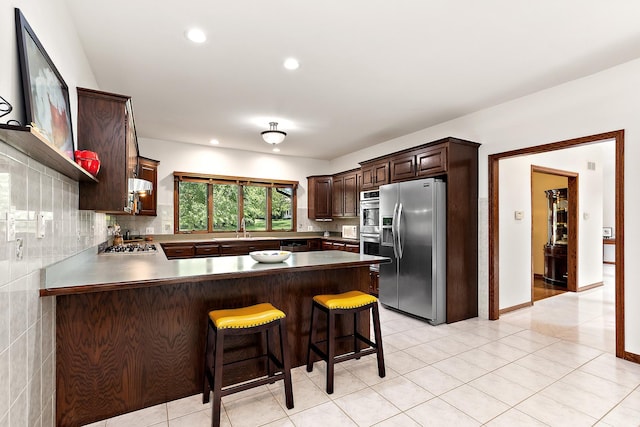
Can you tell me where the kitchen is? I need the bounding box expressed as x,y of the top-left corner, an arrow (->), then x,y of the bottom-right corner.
2,1 -> 640,426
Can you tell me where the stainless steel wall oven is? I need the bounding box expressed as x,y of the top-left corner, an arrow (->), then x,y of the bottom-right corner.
360,190 -> 380,268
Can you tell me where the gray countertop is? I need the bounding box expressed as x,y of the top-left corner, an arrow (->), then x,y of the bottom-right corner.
40,246 -> 388,296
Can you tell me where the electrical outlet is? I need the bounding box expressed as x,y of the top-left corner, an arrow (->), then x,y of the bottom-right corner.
307,225 -> 313,231
16,238 -> 23,260
6,212 -> 16,241
146,227 -> 154,234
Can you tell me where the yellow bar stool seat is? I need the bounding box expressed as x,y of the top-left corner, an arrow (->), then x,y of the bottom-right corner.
209,302 -> 285,329
306,290 -> 385,394
203,302 -> 294,427
313,290 -> 378,310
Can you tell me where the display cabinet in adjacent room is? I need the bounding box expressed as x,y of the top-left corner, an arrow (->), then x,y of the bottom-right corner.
543,188 -> 568,285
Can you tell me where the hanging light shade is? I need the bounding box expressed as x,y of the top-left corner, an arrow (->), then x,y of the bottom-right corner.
261,122 -> 287,144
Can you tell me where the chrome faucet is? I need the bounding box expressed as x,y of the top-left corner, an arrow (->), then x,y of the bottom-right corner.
240,217 -> 247,238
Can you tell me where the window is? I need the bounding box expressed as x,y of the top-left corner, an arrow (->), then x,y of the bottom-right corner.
174,172 -> 297,233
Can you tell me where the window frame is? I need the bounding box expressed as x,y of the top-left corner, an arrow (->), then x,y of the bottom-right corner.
173,172 -> 298,234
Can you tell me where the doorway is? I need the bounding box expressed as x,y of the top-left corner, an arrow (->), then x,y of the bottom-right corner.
531,166 -> 578,300
488,130 -> 627,360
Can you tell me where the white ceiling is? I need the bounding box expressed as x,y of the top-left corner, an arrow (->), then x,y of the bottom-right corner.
64,0 -> 640,160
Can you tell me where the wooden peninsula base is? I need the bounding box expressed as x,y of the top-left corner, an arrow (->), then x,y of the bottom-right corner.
53,264 -> 372,426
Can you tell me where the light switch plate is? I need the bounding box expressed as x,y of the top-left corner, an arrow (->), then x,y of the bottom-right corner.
514,211 -> 524,220
37,213 -> 45,238
6,212 -> 16,241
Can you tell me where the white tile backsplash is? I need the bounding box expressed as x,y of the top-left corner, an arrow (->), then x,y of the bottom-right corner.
0,137 -> 108,426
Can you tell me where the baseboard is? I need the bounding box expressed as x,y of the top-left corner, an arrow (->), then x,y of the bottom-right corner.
533,273 -> 544,280
577,281 -> 604,292
499,301 -> 532,315
604,261 -> 615,265
623,351 -> 640,365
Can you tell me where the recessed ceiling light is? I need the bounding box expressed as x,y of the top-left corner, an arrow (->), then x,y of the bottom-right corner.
272,147 -> 280,153
209,139 -> 219,145
186,28 -> 206,43
283,58 -> 299,70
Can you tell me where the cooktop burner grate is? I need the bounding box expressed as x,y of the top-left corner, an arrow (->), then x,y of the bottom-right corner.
103,243 -> 158,254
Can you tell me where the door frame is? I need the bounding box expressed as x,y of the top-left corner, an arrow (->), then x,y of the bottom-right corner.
488,130 -> 627,360
530,166 -> 578,294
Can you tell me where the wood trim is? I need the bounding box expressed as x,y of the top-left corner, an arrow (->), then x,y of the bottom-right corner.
624,351 -> 640,364
499,301 -> 532,315
530,165 -> 578,178
604,261 -> 616,265
488,129 -> 625,360
577,281 -> 603,292
488,154 -> 500,320
615,130 -> 625,360
173,178 -> 180,233
174,171 -> 299,187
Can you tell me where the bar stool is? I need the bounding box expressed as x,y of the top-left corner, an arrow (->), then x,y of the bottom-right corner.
202,302 -> 294,427
306,290 -> 385,394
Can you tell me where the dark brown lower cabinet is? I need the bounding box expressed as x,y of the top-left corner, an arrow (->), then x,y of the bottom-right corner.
370,269 -> 379,295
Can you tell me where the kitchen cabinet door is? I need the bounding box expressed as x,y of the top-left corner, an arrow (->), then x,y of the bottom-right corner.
415,144 -> 447,177
343,172 -> 358,217
331,170 -> 358,218
307,176 -> 332,219
369,269 -> 379,296
78,88 -> 139,213
332,175 -> 345,217
361,161 -> 389,190
390,153 -> 416,182
137,157 -> 159,216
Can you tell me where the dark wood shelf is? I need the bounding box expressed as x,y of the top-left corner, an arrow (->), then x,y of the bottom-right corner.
0,124 -> 98,182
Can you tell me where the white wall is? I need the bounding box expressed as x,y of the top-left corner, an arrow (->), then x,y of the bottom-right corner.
499,145 -> 606,308
602,143 -> 617,235
330,59 -> 640,355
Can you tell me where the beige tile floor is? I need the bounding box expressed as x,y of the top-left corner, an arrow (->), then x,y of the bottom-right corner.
86,265 -> 640,426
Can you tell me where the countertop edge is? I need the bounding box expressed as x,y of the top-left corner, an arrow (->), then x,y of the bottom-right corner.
40,250 -> 388,297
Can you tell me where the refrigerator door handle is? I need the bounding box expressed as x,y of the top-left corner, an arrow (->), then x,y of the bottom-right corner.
397,202 -> 404,259
391,202 -> 399,259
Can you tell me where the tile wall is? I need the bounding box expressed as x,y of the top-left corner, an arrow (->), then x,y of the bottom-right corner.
0,138 -> 107,427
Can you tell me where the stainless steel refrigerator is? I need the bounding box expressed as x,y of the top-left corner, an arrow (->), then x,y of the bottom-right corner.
379,178 -> 446,325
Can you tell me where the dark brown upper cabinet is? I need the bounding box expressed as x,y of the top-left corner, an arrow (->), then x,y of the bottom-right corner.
137,157 -> 159,216
331,169 -> 359,218
77,88 -> 139,213
360,160 -> 389,190
307,175 -> 332,220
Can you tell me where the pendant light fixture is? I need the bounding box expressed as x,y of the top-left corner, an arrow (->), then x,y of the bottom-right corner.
261,122 -> 287,145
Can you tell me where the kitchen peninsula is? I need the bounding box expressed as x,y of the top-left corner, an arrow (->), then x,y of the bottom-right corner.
41,245 -> 387,427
